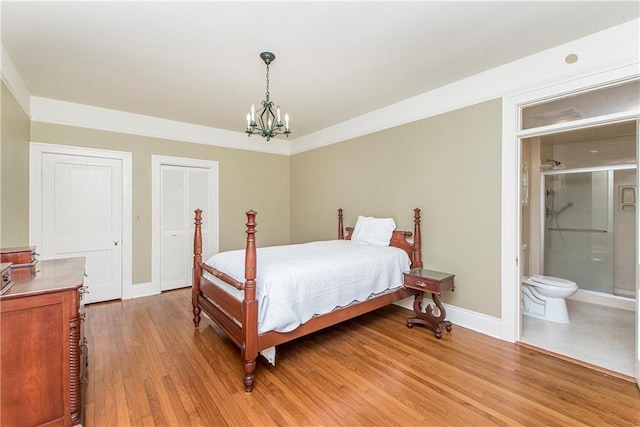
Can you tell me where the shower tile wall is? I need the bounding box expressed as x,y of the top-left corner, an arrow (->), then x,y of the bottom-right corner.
614,169 -> 636,297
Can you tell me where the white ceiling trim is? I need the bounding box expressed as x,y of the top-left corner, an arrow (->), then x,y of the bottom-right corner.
30,97 -> 292,156
12,18 -> 640,157
290,19 -> 640,155
1,46 -> 31,116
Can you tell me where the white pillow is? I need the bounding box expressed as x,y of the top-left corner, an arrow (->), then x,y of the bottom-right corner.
350,215 -> 396,246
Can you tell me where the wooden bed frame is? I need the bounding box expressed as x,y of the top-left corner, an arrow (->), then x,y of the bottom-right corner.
192,208 -> 423,393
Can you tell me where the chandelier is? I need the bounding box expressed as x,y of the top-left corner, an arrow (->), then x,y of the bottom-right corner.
245,52 -> 291,142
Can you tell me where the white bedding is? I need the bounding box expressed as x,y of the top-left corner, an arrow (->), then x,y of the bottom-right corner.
203,240 -> 410,334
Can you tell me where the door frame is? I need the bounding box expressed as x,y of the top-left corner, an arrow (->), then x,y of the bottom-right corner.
501,64 -> 639,384
151,155 -> 219,295
29,142 -> 133,298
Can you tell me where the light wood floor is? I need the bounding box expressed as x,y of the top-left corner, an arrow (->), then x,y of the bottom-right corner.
85,288 -> 639,426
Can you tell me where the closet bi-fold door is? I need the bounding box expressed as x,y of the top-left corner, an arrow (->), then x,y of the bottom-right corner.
160,165 -> 210,291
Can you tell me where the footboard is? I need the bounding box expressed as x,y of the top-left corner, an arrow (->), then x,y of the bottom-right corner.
192,209 -> 259,392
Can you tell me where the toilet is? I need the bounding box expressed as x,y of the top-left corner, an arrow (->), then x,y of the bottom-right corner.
520,245 -> 579,324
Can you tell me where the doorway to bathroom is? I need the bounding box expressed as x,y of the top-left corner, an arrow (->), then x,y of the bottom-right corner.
502,60 -> 640,386
520,120 -> 637,377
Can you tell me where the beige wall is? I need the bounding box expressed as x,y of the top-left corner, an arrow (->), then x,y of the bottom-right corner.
290,99 -> 503,317
4,87 -> 501,316
1,82 -> 30,247
30,122 -> 290,284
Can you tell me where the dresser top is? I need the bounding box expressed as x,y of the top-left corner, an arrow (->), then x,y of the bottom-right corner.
1,257 -> 85,299
0,246 -> 36,254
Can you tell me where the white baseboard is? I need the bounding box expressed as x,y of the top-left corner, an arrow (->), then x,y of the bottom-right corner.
121,285 -> 505,340
123,282 -> 160,300
569,289 -> 636,311
121,284 -> 513,341
394,296 -> 502,339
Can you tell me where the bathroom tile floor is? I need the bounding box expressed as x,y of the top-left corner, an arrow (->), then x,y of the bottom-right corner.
521,298 -> 636,377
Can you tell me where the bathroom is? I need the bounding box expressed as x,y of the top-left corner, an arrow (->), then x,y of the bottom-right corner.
520,120 -> 637,378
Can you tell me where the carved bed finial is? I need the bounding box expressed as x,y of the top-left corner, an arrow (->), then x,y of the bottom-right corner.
243,210 -> 258,393
245,210 -> 257,291
413,208 -> 423,269
192,209 -> 203,327
338,208 -> 344,239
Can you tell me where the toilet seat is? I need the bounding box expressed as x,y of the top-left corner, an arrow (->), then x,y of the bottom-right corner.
531,275 -> 576,288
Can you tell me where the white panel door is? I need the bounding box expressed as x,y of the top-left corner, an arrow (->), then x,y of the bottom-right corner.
186,167 -> 210,288
161,166 -> 187,291
160,165 -> 211,291
41,153 -> 123,303
635,119 -> 640,389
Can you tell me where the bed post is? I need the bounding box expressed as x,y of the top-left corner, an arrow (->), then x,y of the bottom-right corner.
243,210 -> 258,393
338,208 -> 344,239
413,208 -> 423,268
192,209 -> 203,328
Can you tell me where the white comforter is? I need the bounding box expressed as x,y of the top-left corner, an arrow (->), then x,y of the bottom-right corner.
203,240 -> 410,334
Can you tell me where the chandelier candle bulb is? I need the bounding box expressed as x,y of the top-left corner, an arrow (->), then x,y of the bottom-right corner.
285,113 -> 290,131
276,106 -> 281,124
246,113 -> 251,130
250,104 -> 256,123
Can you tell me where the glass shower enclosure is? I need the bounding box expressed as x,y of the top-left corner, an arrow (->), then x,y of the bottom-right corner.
542,167 -> 636,296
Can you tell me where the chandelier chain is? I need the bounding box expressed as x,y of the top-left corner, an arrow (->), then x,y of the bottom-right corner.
265,63 -> 270,100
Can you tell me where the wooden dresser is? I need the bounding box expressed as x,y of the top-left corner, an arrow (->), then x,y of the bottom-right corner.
0,257 -> 88,427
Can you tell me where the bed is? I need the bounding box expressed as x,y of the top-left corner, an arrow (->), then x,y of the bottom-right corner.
192,208 -> 423,393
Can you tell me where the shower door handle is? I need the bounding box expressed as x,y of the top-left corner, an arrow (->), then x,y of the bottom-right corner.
547,227 -> 607,233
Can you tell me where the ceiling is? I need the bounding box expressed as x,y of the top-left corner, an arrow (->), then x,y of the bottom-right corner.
539,121 -> 637,146
2,1 -> 639,138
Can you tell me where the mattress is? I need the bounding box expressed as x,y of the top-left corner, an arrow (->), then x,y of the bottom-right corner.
203,239 -> 410,333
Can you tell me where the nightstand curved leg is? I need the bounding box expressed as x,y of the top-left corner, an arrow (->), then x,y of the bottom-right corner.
406,291 -> 452,339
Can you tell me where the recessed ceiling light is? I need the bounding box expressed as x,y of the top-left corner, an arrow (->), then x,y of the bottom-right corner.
565,53 -> 579,64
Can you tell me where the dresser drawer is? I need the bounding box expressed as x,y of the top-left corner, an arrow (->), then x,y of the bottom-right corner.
0,246 -> 38,267
1,263 -> 11,286
9,262 -> 38,281
1,263 -> 14,295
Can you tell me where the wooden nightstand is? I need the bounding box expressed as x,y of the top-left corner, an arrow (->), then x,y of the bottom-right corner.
403,268 -> 455,339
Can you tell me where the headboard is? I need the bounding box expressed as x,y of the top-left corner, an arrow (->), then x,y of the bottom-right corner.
337,208 -> 423,269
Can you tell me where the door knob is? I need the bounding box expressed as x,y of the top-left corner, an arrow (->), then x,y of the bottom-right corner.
113,238 -> 120,246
